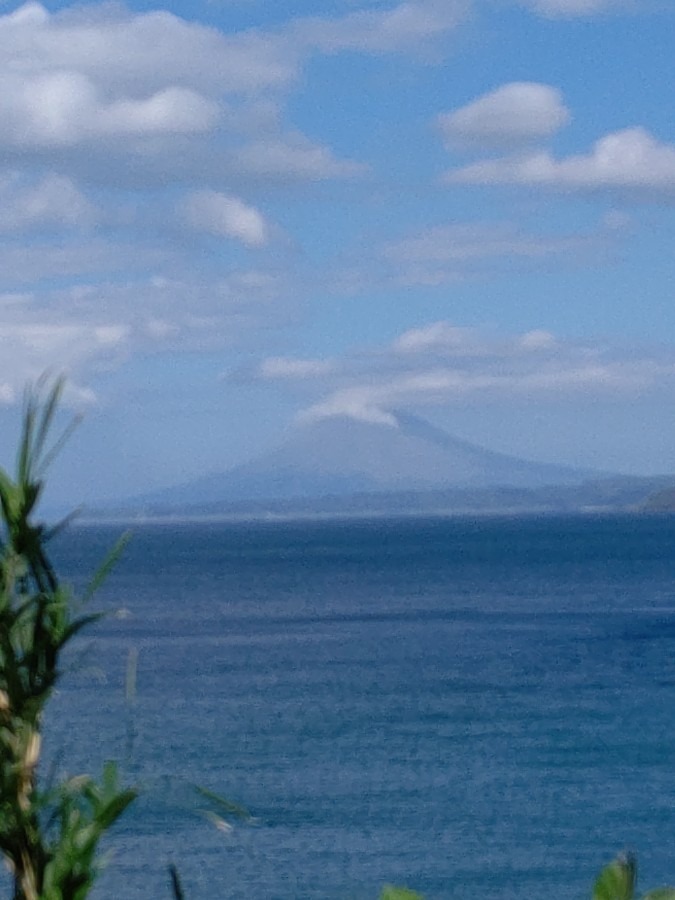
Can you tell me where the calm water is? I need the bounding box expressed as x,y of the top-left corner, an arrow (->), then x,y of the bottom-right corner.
27,515 -> 675,897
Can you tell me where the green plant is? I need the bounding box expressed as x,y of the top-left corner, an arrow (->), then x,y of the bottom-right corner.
593,852 -> 675,900
379,887 -> 423,900
0,379 -> 135,900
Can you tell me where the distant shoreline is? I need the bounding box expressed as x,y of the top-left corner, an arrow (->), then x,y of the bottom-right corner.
65,504 -> 663,527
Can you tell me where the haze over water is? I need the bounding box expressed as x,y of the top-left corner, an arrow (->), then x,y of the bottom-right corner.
36,514 -> 675,898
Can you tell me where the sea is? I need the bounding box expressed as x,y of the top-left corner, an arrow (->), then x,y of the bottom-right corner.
21,514 -> 675,897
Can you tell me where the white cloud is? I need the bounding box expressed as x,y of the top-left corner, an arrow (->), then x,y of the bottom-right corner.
181,191 -> 269,247
381,221 -> 610,285
300,360 -> 665,423
0,316 -> 127,406
0,3 -> 362,184
447,127 -> 675,196
0,238 -> 166,286
234,135 -> 366,181
519,329 -> 556,350
518,0 -> 634,17
0,3 -> 294,97
0,71 -> 219,148
387,223 -> 587,262
259,357 -> 335,379
299,388 -> 400,426
393,322 -> 479,353
0,173 -> 95,231
438,83 -> 570,149
96,87 -> 218,137
1,0 -> 467,106
295,0 -> 469,54
0,268 -> 293,404
393,323 -> 557,355
249,322 -> 675,425
0,1 -> 466,184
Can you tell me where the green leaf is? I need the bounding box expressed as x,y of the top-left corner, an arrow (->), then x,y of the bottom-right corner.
43,508 -> 82,543
59,612 -> 106,648
193,783 -> 250,821
380,887 -> 424,900
643,890 -> 675,899
0,468 -> 20,523
594,854 -> 638,900
81,532 -> 131,605
94,788 -> 137,831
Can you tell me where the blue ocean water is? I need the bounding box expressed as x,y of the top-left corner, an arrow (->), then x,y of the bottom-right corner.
30,515 -> 675,897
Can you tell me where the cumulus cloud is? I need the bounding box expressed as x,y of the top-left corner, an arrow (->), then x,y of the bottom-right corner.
248,323 -> 675,425
0,3 -> 294,97
0,73 -> 218,148
0,1 -> 467,183
181,191 -> 269,247
0,3 -> 366,184
447,127 -> 675,195
439,81 -> 675,200
438,83 -> 570,150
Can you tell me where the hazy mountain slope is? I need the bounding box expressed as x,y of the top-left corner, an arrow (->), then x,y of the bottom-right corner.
118,412 -> 597,510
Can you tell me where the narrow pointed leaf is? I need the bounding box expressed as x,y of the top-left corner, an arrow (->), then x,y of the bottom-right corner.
60,612 -> 106,647
81,532 -> 131,605
32,378 -> 64,470
193,783 -> 250,820
43,508 -> 82,543
38,413 -> 82,479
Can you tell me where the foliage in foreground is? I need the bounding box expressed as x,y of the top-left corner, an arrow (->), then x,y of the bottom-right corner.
376,854 -> 675,900
593,852 -> 675,900
0,380 -> 135,899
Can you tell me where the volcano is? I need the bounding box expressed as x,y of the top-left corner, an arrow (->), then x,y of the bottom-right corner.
126,412 -> 596,509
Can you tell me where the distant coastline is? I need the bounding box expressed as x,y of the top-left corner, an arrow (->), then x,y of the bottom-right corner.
71,475 -> 675,526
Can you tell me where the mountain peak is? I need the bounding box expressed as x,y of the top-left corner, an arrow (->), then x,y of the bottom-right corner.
123,412 -> 598,509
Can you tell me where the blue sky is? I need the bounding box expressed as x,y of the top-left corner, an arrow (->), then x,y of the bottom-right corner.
0,0 -> 674,505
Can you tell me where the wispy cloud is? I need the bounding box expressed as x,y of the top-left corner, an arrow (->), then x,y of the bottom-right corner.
258,357 -> 336,379
381,220 -> 611,285
515,0 -> 636,17
243,323 -> 675,425
0,269 -> 293,404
